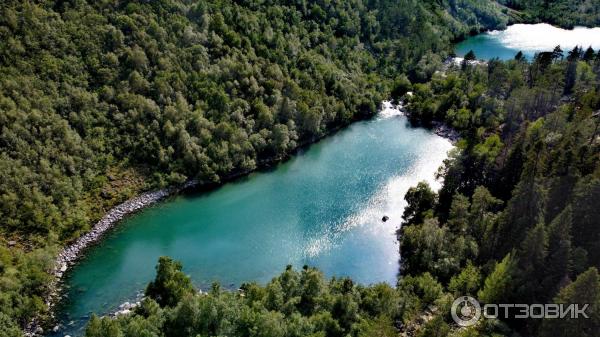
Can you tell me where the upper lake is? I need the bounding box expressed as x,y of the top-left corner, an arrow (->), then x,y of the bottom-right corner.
456,23 -> 600,60
51,103 -> 453,336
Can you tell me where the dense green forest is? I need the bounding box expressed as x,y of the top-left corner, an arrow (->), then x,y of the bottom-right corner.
80,45 -> 600,337
399,45 -> 600,336
499,0 -> 600,27
1,0 -> 600,336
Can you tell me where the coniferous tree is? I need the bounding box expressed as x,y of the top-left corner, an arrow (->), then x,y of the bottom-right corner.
542,206 -> 573,298
539,267 -> 600,337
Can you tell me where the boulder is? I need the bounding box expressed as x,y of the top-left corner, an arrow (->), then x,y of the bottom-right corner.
381,215 -> 389,222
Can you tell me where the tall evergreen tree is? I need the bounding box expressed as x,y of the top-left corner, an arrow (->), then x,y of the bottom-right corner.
542,206 -> 573,299
540,267 -> 600,337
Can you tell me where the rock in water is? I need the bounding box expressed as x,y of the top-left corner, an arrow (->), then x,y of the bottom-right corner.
381,215 -> 389,222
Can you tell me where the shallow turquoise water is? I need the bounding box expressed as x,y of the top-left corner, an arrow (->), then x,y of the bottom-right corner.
456,23 -> 600,60
51,105 -> 452,336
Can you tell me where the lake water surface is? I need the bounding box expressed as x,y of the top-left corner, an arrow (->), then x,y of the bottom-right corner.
456,23 -> 600,60
51,103 -> 452,336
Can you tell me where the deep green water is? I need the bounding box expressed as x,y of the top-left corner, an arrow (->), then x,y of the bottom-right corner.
51,104 -> 452,336
456,23 -> 600,60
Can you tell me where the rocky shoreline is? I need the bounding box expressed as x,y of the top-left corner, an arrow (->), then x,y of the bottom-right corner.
25,180 -> 198,336
388,99 -> 460,144
432,121 -> 460,144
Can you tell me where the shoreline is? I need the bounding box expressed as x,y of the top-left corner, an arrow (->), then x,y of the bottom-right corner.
25,180 -> 199,336
26,100 -> 459,336
24,109 -> 362,336
387,99 -> 461,144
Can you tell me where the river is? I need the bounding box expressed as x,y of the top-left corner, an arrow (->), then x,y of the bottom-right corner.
456,23 -> 600,60
50,103 -> 453,336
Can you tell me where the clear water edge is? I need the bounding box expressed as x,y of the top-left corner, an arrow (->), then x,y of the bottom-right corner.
49,102 -> 453,336
456,23 -> 600,60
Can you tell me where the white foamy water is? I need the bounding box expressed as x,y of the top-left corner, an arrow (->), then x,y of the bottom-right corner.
378,100 -> 405,119
490,23 -> 600,52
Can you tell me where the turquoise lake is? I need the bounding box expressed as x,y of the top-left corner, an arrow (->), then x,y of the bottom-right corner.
51,103 -> 452,336
456,23 -> 600,60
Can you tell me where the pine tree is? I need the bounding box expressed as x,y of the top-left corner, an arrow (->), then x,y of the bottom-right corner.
552,45 -> 564,60
514,50 -> 525,62
583,47 -> 595,61
478,253 -> 517,304
540,268 -> 600,337
448,193 -> 470,234
515,223 -> 548,303
469,186 -> 502,244
464,50 -> 476,61
541,207 -> 573,300
571,178 -> 600,267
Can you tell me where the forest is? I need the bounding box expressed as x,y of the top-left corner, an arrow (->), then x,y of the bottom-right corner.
498,0 -> 600,27
1,0 -> 599,336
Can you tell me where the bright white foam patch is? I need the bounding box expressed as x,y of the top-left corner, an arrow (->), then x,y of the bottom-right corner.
378,100 -> 404,119
490,23 -> 600,52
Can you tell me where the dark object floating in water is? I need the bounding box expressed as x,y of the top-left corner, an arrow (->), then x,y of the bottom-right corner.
382,216 -> 389,222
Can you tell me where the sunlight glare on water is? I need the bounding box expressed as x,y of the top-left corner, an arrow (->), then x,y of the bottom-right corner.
51,101 -> 452,337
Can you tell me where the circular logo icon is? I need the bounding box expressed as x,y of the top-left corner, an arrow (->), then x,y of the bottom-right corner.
451,296 -> 481,326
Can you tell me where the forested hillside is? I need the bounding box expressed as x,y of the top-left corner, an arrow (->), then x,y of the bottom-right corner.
0,0 -> 511,334
400,47 -> 600,336
0,0 -> 509,241
499,0 -> 600,27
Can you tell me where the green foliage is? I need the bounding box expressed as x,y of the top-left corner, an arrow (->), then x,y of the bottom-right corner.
399,273 -> 444,306
402,181 -> 437,226
399,39 -> 600,336
145,256 -> 194,307
2,0 -> 599,335
539,267 -> 600,337
417,315 -> 450,337
477,254 -> 517,304
0,244 -> 53,332
85,259 -> 415,337
400,218 -> 477,281
448,262 -> 481,296
500,0 -> 600,28
464,50 -> 477,61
